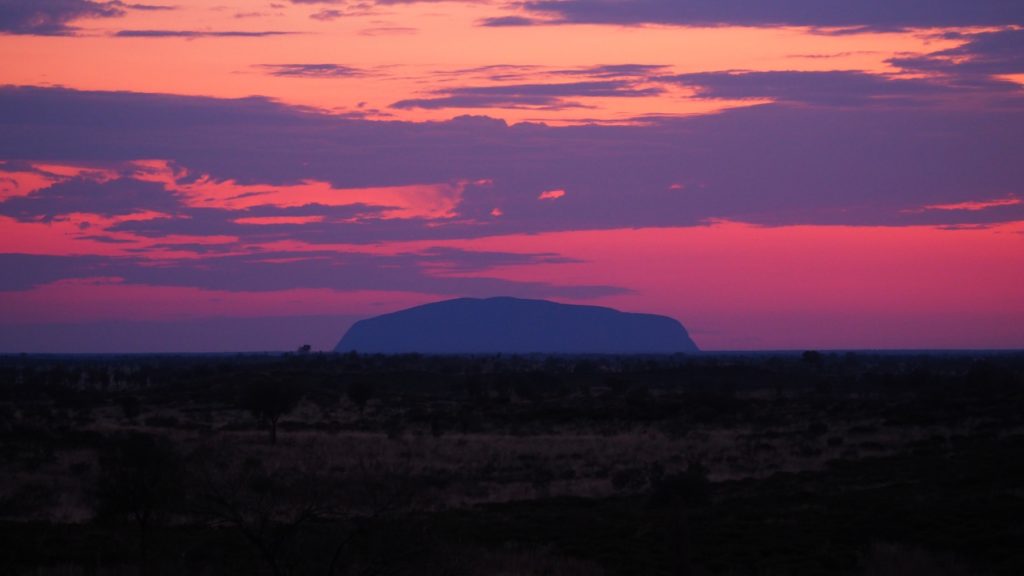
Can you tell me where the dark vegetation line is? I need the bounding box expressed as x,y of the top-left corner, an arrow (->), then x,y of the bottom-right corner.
1,351 -> 1022,575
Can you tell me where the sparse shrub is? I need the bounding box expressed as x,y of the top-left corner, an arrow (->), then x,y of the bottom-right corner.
239,377 -> 304,444
531,467 -> 555,496
347,380 -> 373,413
606,377 -> 629,396
189,446 -> 336,576
118,394 -> 142,421
649,460 -> 710,509
385,417 -> 406,440
68,460 -> 92,477
95,433 -> 184,571
862,543 -> 978,576
624,384 -> 651,409
0,480 -> 53,519
611,467 -> 646,493
430,416 -> 446,438
143,414 -> 178,428
807,421 -> 829,438
802,350 -> 823,366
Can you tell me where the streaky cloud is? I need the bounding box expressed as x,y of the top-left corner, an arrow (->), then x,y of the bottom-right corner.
310,9 -> 343,21
667,70 -> 944,105
259,63 -> 365,78
520,0 -> 1024,31
115,29 -> 293,37
0,251 -> 628,298
114,2 -> 174,10
553,64 -> 670,78
478,16 -> 539,27
665,67 -> 1024,106
392,80 -> 663,109
890,29 -> 1024,77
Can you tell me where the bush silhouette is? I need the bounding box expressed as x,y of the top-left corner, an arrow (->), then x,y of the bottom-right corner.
95,433 -> 184,571
240,377 -> 304,444
347,380 -> 373,414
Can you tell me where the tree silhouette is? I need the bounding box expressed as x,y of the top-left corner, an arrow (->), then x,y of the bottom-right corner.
240,377 -> 304,444
95,433 -> 183,573
346,380 -> 372,414
190,446 -> 327,576
802,350 -> 823,366
189,443 -> 421,576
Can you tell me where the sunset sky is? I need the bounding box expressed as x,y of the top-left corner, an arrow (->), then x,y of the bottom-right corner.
1,0 -> 1023,352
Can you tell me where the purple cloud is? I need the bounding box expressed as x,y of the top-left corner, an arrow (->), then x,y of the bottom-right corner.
0,250 -> 625,298
0,0 -> 123,35
391,80 -> 662,109
115,29 -> 293,37
433,63 -> 667,83
520,0 -> 1024,31
1,84 -> 1023,240
310,9 -> 344,20
0,254 -> 107,291
478,16 -> 538,27
118,3 -> 174,11
107,203 -> 395,240
554,64 -> 669,78
259,63 -> 365,78
114,29 -> 294,37
666,70 -> 952,106
891,29 -> 1024,77
0,177 -> 181,222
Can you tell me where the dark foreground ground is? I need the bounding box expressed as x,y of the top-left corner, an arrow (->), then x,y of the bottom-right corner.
1,351 -> 1022,575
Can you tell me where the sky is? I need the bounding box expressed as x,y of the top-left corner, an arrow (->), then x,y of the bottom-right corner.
0,0 -> 1023,352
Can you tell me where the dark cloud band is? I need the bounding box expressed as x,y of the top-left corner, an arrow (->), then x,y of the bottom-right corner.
519,0 -> 1024,31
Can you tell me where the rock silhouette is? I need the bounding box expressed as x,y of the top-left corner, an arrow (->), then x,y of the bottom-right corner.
335,297 -> 699,354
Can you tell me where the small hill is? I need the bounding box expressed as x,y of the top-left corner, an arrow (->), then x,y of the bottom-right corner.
334,297 -> 699,354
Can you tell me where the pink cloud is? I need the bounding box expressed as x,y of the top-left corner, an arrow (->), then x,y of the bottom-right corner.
130,160 -> 468,220
918,196 -> 1021,212
538,188 -> 566,200
233,215 -> 326,225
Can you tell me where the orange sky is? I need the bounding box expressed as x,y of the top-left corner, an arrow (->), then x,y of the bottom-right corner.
0,1 -> 974,123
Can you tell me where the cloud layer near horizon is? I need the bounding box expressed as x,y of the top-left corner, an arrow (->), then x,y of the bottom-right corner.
2,81 -> 1022,350
2,81 -> 1021,242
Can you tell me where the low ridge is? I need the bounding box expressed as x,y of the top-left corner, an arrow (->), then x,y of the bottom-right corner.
335,297 -> 699,354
